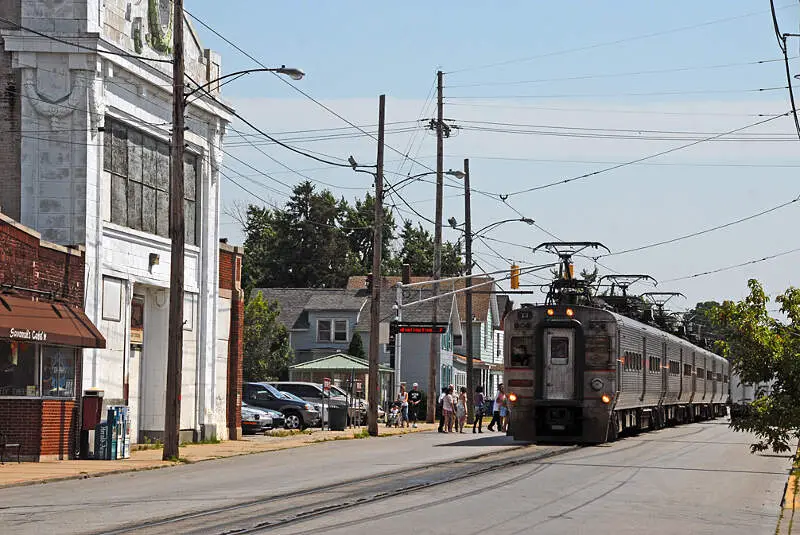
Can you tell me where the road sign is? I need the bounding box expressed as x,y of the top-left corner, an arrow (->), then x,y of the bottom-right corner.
323,377 -> 331,392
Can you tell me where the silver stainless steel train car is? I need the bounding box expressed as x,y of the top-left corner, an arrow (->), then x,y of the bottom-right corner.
504,303 -> 729,443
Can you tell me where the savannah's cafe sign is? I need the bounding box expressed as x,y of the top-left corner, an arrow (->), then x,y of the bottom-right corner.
9,328 -> 47,342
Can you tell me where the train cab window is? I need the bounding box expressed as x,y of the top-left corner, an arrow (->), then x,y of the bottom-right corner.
669,360 -> 680,375
510,336 -> 534,367
723,374 -> 728,384
550,337 -> 569,365
683,364 -> 692,377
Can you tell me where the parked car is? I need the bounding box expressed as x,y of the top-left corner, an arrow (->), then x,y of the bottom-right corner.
241,403 -> 273,435
263,408 -> 285,429
270,381 -> 349,423
243,382 -> 320,430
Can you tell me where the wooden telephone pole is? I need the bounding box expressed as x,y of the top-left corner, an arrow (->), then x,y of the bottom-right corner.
367,94 -> 386,437
427,70 -> 444,423
164,0 -> 185,461
463,158 -> 474,424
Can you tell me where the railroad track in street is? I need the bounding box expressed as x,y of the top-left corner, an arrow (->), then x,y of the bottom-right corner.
92,443 -> 573,535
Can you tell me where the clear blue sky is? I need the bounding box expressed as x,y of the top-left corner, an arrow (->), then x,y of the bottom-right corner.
189,0 -> 799,310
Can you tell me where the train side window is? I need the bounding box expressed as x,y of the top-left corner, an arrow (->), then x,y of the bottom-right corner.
669,360 -> 679,375
683,363 -> 692,377
510,336 -> 534,367
697,367 -> 704,379
707,370 -> 713,381
550,337 -> 569,365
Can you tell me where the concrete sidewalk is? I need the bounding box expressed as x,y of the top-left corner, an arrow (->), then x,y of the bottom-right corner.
0,422 -> 443,488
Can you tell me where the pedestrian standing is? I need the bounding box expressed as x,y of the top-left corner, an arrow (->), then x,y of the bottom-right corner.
472,385 -> 485,433
398,383 -> 409,428
437,386 -> 447,433
487,384 -> 505,432
443,386 -> 456,432
408,383 -> 422,428
456,386 -> 468,433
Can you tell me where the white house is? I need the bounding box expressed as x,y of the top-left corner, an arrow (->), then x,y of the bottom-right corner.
0,1 -> 233,442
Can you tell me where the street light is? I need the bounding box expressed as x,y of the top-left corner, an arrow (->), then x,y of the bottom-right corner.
163,50 -> 304,460
385,169 -> 464,195
184,65 -> 305,101
448,217 -> 535,237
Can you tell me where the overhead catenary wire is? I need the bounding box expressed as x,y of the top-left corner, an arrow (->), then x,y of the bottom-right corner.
661,246 -> 800,283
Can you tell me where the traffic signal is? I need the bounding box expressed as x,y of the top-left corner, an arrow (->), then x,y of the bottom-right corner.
510,263 -> 520,289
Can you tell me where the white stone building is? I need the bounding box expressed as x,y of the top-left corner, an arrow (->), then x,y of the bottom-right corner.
0,1 -> 233,442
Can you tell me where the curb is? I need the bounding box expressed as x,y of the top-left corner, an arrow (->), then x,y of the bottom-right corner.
0,426 -> 438,490
777,444 -> 800,535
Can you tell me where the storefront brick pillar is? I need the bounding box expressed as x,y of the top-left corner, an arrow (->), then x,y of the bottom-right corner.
222,247 -> 244,440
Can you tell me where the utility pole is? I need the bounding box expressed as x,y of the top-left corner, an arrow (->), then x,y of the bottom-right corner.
164,0 -> 185,461
463,158 -> 474,425
368,94 -> 386,437
427,70 -> 444,423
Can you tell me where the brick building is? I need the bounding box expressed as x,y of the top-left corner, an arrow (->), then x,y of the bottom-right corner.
0,1 -> 234,444
218,242 -> 243,440
0,212 -> 105,461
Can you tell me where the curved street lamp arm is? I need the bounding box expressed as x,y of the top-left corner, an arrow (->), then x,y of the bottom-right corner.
184,66 -> 304,101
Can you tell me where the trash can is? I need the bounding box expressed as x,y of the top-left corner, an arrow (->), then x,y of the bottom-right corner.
329,406 -> 347,431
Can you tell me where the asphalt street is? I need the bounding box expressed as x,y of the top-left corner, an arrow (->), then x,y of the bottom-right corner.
261,419 -> 792,535
0,428 -> 537,535
0,419 -> 792,535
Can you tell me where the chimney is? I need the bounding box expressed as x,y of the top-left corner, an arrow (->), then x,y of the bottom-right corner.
402,264 -> 411,285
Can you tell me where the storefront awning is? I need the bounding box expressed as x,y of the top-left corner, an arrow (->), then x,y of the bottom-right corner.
0,294 -> 106,348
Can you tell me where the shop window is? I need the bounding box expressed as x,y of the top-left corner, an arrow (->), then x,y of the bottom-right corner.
0,341 -> 75,398
41,347 -> 76,398
104,117 -> 199,245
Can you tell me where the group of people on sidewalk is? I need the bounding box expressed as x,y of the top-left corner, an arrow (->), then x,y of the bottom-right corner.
387,381 -> 511,434
439,383 -> 510,434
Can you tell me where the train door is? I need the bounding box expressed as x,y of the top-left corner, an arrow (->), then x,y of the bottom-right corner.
544,328 -> 575,400
640,336 -> 647,401
661,341 -> 668,397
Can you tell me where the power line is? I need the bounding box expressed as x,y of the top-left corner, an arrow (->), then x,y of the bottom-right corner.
446,102 -> 775,118
447,57 -> 795,88
446,4 -> 794,74
447,85 -> 788,100
600,195 -> 800,258
661,246 -> 800,283
184,9 -> 437,175
502,111 -> 790,197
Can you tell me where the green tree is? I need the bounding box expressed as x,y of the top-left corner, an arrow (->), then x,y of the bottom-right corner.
347,332 -> 367,360
397,221 -> 464,277
710,279 -> 800,453
341,192 -> 398,275
243,292 -> 294,381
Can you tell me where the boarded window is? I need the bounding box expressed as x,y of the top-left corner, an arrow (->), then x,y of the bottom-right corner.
103,117 -> 199,244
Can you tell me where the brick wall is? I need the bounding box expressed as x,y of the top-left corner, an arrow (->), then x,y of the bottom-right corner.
0,213 -> 84,306
0,2 -> 21,220
220,244 -> 243,439
0,399 -> 42,459
40,399 -> 77,459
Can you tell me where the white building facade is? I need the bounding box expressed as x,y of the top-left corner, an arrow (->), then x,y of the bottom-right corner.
0,0 -> 233,442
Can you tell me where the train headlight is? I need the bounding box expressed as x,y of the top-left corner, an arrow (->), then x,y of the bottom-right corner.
590,378 -> 604,391
546,308 -> 555,316
601,394 -> 612,404
565,308 -> 574,317
508,392 -> 518,403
